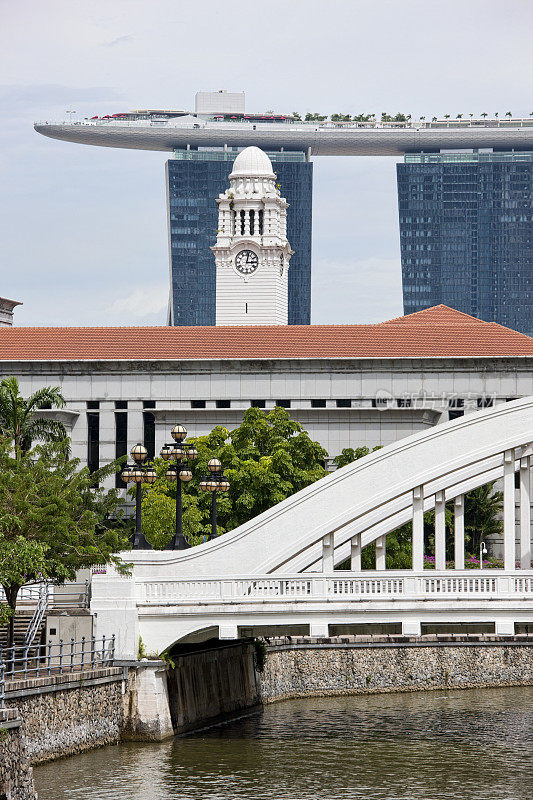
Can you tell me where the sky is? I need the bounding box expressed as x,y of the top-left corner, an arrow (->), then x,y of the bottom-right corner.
1,0 -> 533,327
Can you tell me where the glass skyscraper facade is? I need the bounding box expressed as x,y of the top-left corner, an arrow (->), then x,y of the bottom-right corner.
397,152 -> 533,335
167,149 -> 313,326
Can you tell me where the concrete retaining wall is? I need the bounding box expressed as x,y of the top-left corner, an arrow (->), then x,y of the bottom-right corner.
259,635 -> 533,702
167,640 -> 261,733
0,708 -> 37,800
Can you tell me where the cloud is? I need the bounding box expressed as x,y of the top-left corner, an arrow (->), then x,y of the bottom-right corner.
102,34 -> 135,47
311,256 -> 403,325
0,84 -> 124,107
105,284 -> 169,318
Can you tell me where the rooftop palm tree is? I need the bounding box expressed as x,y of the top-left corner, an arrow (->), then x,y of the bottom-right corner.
505,111 -> 512,118
0,377 -> 67,459
481,112 -> 488,119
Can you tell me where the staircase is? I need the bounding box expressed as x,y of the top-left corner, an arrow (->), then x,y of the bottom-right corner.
0,612 -> 46,650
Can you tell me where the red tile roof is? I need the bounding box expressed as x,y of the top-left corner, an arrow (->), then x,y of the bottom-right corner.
1,306 -> 532,362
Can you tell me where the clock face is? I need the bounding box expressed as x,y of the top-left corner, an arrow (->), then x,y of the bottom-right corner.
235,249 -> 259,275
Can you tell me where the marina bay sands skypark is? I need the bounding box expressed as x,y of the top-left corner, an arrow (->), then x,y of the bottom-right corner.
34,92 -> 533,155
35,92 -> 533,331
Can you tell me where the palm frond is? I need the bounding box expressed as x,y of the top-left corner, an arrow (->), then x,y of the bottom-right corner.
26,386 -> 66,413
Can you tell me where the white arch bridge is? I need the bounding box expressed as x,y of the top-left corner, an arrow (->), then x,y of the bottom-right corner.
92,398 -> 533,659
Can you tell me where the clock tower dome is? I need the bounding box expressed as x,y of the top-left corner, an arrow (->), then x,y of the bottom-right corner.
212,147 -> 293,325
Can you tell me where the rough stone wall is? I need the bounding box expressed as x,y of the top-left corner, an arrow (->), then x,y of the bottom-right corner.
167,641 -> 261,733
0,709 -> 37,800
259,637 -> 533,702
6,669 -> 124,765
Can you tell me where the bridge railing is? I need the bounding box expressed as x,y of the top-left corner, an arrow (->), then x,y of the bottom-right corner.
137,573 -> 533,604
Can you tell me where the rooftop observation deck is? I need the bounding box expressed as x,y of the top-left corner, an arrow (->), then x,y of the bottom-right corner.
34,115 -> 533,156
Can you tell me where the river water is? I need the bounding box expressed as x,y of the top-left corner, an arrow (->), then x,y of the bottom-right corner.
34,687 -> 532,800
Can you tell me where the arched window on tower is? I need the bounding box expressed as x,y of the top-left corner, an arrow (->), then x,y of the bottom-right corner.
240,210 -> 245,235
258,209 -> 264,235
249,210 -> 255,235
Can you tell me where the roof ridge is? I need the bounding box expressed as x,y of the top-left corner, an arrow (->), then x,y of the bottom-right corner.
382,305 -> 485,325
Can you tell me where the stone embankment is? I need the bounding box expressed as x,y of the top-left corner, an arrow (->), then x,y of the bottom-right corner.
0,708 -> 37,800
5,667 -> 126,764
259,634 -> 533,702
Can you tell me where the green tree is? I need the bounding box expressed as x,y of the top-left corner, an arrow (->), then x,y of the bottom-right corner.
332,446 -> 381,469
292,112 -> 302,121
0,376 -> 67,459
0,441 -> 129,645
139,407 -> 328,547
464,482 -> 503,556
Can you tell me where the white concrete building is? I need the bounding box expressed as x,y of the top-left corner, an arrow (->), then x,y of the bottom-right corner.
1,305 -> 533,492
213,147 -> 293,325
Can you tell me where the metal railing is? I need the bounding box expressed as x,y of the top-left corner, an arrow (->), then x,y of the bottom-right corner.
23,584 -> 50,647
0,635 -> 115,708
0,581 -> 89,610
35,117 -> 533,130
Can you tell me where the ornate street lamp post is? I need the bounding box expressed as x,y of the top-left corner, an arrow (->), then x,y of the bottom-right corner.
121,443 -> 156,550
160,425 -> 199,550
199,458 -> 230,540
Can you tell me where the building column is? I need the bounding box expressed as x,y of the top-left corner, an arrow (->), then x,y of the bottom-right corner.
243,208 -> 251,236
519,454 -> 531,570
503,449 -> 516,571
322,533 -> 334,573
434,490 -> 446,570
350,534 -> 361,571
412,485 -> 424,571
454,495 -> 465,570
375,535 -> 386,570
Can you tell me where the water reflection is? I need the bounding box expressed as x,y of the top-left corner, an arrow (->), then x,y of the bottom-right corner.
34,687 -> 533,800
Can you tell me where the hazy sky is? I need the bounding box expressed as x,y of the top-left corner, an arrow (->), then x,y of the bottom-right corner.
1,0 -> 533,327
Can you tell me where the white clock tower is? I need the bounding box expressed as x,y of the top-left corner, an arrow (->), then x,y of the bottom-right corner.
212,146 -> 293,326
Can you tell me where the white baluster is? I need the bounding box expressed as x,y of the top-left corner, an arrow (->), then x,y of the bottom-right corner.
503,449 -> 516,571
435,490 -> 446,570
519,454 -> 531,570
454,495 -> 465,569
350,534 -> 361,571
412,485 -> 424,571
376,535 -> 386,570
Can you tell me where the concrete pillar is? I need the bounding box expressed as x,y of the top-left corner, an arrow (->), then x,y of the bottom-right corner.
90,570 -> 139,661
375,535 -> 386,570
310,621 -> 329,637
412,485 -> 424,571
519,455 -> 531,570
350,534 -> 361,571
219,624 -> 239,640
322,533 -> 334,573
402,619 -> 421,636
454,495 -> 465,570
495,618 -> 515,635
122,662 -> 174,741
503,449 -> 516,571
434,490 -> 446,570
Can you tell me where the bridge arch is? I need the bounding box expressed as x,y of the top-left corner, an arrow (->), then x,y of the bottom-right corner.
128,397 -> 533,578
